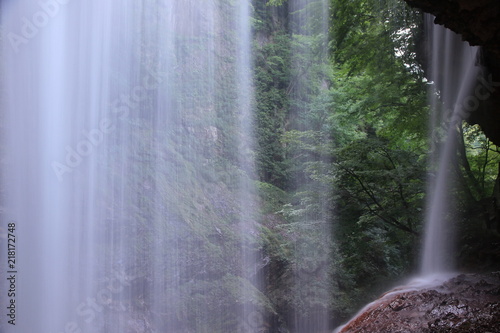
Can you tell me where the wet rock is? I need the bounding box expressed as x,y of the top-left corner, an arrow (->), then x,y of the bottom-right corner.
335,272 -> 500,333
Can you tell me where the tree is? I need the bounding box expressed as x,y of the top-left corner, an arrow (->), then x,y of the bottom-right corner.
334,135 -> 425,236
254,32 -> 292,188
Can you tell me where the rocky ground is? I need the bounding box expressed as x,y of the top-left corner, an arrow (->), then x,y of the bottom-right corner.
335,272 -> 500,333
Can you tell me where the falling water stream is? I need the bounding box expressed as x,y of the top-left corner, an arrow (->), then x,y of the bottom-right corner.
421,15 -> 480,276
1,1 -> 258,332
288,0 -> 332,332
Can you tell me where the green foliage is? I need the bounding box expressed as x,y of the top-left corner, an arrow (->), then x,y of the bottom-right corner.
254,32 -> 292,188
331,0 -> 422,74
334,135 -> 426,236
330,0 -> 428,143
460,124 -> 500,201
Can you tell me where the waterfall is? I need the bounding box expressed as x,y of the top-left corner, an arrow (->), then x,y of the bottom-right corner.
288,0 -> 333,331
420,15 -> 480,276
1,1 -> 259,332
236,1 -> 264,331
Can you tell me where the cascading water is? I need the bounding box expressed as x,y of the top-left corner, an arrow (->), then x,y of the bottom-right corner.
1,1 -> 259,332
236,0 -> 264,331
421,15 -> 480,275
287,0 -> 332,331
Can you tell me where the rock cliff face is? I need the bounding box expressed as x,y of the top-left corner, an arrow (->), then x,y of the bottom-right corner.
404,0 -> 500,145
335,273 -> 500,333
405,0 -> 500,58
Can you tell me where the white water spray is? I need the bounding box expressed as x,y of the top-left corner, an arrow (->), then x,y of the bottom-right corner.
1,1 -> 258,332
288,0 -> 333,331
421,15 -> 480,275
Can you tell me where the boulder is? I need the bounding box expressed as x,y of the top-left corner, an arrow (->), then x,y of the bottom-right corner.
335,272 -> 500,333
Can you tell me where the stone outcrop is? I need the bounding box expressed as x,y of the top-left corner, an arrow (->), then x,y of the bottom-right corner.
335,272 -> 500,333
